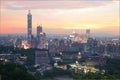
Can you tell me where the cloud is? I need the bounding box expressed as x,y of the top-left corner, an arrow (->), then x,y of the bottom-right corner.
1,0 -> 115,10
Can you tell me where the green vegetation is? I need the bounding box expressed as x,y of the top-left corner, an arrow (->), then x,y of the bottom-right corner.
96,58 -> 120,79
0,46 -> 120,79
99,58 -> 120,72
71,58 -> 120,80
43,68 -> 71,78
71,72 -> 119,80
0,63 -> 37,80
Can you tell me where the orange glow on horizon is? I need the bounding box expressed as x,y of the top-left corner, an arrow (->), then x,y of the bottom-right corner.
0,0 -> 119,36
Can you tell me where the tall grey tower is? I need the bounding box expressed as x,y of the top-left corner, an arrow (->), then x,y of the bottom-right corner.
36,25 -> 42,45
27,10 -> 32,44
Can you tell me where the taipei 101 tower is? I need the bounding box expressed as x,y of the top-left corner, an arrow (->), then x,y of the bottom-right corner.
27,10 -> 32,44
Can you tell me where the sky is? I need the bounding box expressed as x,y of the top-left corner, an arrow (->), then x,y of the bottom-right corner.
0,0 -> 120,36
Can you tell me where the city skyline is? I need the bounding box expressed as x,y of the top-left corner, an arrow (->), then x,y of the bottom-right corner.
0,0 -> 119,37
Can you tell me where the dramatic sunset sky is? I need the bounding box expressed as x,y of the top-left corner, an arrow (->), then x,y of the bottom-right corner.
0,0 -> 119,36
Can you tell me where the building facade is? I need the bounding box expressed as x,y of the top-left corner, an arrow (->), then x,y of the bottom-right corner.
36,25 -> 42,45
35,50 -> 50,65
27,10 -> 32,44
86,29 -> 90,38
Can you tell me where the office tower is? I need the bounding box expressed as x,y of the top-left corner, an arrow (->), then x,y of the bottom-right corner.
86,29 -> 90,38
35,50 -> 50,65
36,25 -> 42,46
27,10 -> 32,44
38,32 -> 48,49
37,25 -> 42,39
119,26 -> 120,44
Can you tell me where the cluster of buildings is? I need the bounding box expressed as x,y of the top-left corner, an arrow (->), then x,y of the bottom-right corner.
0,53 -> 27,65
68,63 -> 100,74
14,10 -> 48,49
69,29 -> 90,43
0,10 -> 120,75
26,10 -> 48,49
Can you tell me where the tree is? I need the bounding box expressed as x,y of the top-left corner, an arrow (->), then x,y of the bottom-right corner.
0,63 -> 36,80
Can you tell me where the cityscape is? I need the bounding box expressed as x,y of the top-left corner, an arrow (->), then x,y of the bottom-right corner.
0,0 -> 120,80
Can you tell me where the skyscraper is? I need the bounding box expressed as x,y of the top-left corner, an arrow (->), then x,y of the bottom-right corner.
37,25 -> 42,38
36,25 -> 48,49
27,10 -> 32,44
36,25 -> 42,45
86,29 -> 90,38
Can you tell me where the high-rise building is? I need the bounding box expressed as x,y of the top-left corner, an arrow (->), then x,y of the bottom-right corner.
37,25 -> 42,39
36,25 -> 42,47
86,29 -> 90,38
27,10 -> 32,44
36,25 -> 48,49
37,32 -> 48,49
35,50 -> 50,65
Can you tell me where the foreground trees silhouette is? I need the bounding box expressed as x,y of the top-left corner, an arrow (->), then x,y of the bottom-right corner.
0,63 -> 37,80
